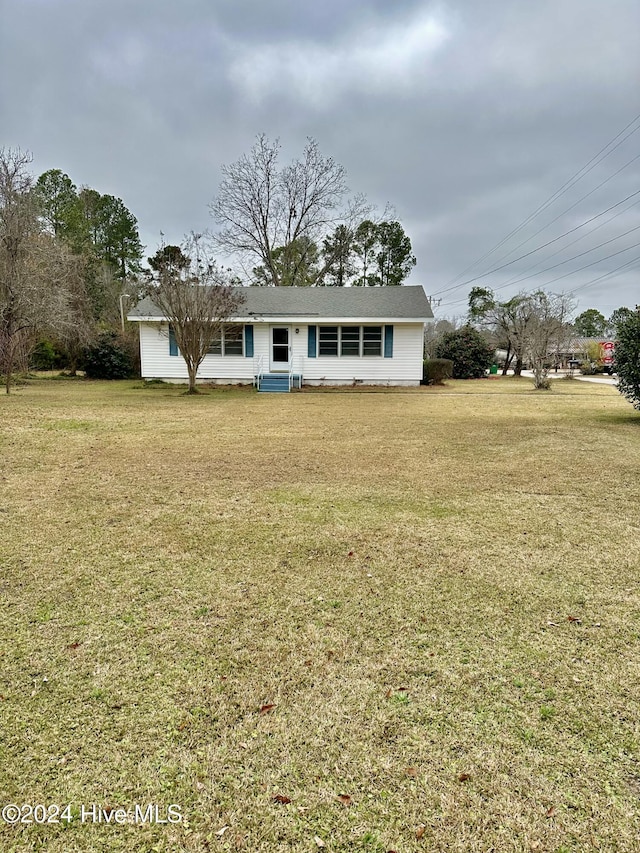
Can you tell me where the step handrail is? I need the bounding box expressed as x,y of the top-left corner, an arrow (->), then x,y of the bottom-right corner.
289,355 -> 304,389
254,355 -> 265,390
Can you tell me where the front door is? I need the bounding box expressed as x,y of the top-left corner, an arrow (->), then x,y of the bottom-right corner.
270,326 -> 290,372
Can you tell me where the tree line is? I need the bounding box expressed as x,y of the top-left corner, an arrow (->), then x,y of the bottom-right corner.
5,136 -> 636,405
425,286 -> 639,401
0,149 -> 144,391
1,137 -> 418,392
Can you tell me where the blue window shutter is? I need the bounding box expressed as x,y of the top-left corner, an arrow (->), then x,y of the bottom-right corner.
308,325 -> 317,358
169,325 -> 178,356
244,324 -> 254,358
384,325 -> 394,358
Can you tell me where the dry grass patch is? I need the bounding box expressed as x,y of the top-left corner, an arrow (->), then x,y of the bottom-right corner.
1,377 -> 639,852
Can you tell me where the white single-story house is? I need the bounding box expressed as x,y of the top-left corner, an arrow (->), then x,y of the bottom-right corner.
128,286 -> 434,389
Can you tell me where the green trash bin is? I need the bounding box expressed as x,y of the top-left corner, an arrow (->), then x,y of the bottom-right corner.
489,364 -> 498,374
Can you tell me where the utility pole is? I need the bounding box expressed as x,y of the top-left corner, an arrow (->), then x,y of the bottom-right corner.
119,293 -> 130,333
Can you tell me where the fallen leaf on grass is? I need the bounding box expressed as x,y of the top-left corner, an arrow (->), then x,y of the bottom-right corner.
545,806 -> 556,818
273,794 -> 292,805
347,551 -> 354,557
314,836 -> 326,847
385,686 -> 409,697
337,794 -> 352,806
215,825 -> 229,836
405,767 -> 418,777
259,703 -> 276,715
67,642 -> 81,650
416,824 -> 426,839
567,615 -> 582,624
458,773 -> 471,782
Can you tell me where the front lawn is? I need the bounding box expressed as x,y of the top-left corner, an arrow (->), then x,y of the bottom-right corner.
1,378 -> 638,852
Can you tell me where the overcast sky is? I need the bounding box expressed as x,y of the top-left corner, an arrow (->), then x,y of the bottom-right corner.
2,0 -> 639,319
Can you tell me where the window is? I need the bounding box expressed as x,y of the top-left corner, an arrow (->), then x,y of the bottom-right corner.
317,325 -> 383,357
341,326 -> 360,356
206,324 -> 244,356
319,326 -> 339,356
224,325 -> 243,355
363,326 -> 382,356
207,334 -> 222,355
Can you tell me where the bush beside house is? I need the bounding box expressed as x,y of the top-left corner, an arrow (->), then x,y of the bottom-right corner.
423,358 -> 454,385
83,333 -> 137,379
435,327 -> 494,379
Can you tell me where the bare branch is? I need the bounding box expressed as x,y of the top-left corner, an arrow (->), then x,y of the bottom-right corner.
210,136 -> 358,286
144,234 -> 246,393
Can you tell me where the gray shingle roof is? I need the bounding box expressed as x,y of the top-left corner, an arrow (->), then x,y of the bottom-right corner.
129,285 -> 433,321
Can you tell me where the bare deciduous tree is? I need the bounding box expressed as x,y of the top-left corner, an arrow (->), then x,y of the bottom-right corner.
469,287 -> 533,375
1,149 -> 37,392
1,149 -> 83,392
525,291 -> 575,389
210,135 -> 368,286
469,287 -> 574,385
424,317 -> 461,359
43,240 -> 94,374
145,235 -> 246,393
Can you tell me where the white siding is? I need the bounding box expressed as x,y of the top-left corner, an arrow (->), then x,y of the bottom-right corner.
299,324 -> 424,384
137,321 -> 424,385
138,323 -> 256,382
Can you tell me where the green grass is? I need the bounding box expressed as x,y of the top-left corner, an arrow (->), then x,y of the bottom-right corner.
1,377 -> 639,852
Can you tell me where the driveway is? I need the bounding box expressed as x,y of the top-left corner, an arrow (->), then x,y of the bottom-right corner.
574,375 -> 617,385
519,370 -> 617,386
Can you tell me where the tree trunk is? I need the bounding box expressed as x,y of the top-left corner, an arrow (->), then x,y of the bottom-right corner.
3,331 -> 14,394
186,361 -> 199,394
513,356 -> 523,376
532,360 -> 551,389
501,342 -> 512,376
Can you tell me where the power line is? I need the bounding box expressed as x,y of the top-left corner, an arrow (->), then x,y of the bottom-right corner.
439,243 -> 640,311
430,188 -> 640,298
501,224 -> 640,285
463,152 -> 640,278
436,109 -> 640,293
510,197 -> 640,274
565,254 -> 640,297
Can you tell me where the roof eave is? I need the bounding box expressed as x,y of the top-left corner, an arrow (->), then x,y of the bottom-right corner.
128,314 -> 431,324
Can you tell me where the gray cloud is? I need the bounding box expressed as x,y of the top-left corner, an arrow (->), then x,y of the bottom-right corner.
2,0 -> 639,316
